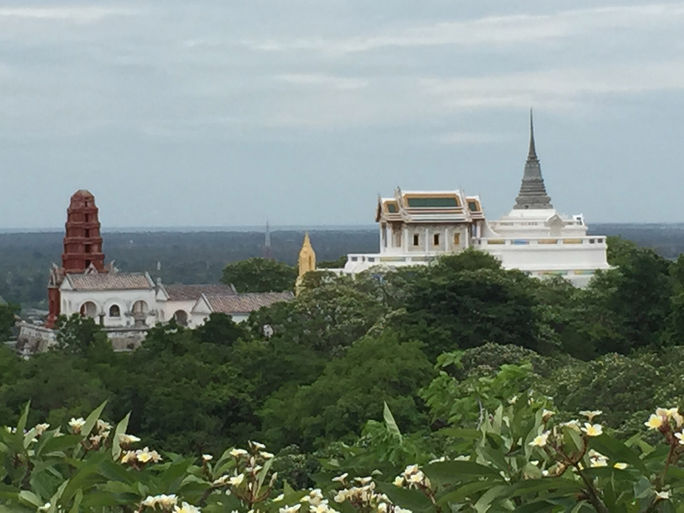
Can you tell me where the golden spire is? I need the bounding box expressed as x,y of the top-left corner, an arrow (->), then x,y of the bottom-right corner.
296,232 -> 316,295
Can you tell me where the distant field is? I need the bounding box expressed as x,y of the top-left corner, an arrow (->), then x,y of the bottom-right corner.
1,224 -> 682,307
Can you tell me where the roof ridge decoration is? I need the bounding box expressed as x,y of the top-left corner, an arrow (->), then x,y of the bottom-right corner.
513,109 -> 553,210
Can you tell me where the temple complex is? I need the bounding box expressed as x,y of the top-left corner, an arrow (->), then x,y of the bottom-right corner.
340,114 -> 610,286
19,190 -> 293,352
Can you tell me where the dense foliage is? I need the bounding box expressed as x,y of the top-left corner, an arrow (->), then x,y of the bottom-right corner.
0,237 -> 682,510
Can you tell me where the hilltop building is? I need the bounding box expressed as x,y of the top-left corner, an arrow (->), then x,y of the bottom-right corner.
340,114 -> 610,286
18,190 -> 292,352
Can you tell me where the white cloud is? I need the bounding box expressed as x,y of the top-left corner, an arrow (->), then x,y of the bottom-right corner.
435,131 -> 505,145
0,6 -> 135,23
243,3 -> 684,54
276,73 -> 368,91
421,61 -> 684,112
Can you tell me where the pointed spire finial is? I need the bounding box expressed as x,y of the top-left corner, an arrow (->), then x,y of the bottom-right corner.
528,108 -> 537,159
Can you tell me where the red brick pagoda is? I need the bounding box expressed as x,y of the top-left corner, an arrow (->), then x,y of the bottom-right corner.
46,190 -> 106,328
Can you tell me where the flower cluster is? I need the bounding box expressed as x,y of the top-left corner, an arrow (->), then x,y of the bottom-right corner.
121,446 -> 162,467
331,474 -> 410,513
141,494 -> 178,509
210,441 -> 278,510
393,464 -> 431,490
644,407 -> 683,441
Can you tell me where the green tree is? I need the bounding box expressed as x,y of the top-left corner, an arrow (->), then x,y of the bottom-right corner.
0,302 -> 19,339
221,257 -> 296,292
55,314 -> 113,360
259,331 -> 434,450
193,312 -> 246,345
392,264 -> 539,358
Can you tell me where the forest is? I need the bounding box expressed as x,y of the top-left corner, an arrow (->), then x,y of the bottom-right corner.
0,236 -> 683,511
2,223 -> 684,307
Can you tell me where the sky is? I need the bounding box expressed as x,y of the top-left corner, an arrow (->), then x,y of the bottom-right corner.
1,0 -> 683,229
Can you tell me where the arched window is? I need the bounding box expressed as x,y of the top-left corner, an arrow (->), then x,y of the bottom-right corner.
132,300 -> 148,314
173,310 -> 188,327
79,301 -> 97,319
109,304 -> 121,317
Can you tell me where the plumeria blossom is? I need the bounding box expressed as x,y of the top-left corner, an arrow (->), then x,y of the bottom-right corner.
331,473 -> 348,483
675,431 -> 684,445
248,440 -> 266,450
579,410 -> 602,422
119,433 -> 141,446
279,505 -> 302,513
68,417 -> 86,433
613,462 -> 628,469
142,494 -> 178,509
173,502 -> 201,513
581,423 -> 603,437
136,447 -> 162,464
645,414 -> 664,430
260,450 -> 274,459
559,420 -> 581,432
34,423 -> 50,436
201,454 -> 213,462
529,431 -> 550,447
228,474 -> 245,486
655,490 -> 671,501
229,448 -> 248,458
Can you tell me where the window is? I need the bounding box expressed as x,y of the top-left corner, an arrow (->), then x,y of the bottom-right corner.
433,233 -> 440,246
85,229 -> 90,238
85,245 -> 92,254
453,233 -> 461,245
413,234 -> 420,246
109,305 -> 121,317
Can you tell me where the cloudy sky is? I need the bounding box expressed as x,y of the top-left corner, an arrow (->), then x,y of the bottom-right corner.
1,0 -> 683,229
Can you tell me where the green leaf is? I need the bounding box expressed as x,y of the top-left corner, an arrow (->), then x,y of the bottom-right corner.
589,434 -> 646,472
424,460 -> 502,486
16,401 -> 30,437
383,401 -> 403,442
18,490 -> 42,508
376,482 -> 434,512
111,412 -> 131,461
80,401 -> 107,441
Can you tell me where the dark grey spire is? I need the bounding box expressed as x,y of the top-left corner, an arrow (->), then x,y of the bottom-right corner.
514,109 -> 553,210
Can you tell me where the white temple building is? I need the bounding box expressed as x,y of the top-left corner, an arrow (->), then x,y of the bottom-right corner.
341,114 -> 610,287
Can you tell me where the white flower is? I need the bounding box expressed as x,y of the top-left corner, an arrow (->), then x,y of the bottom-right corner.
38,503 -> 51,512
355,476 -> 373,485
202,454 -> 213,462
68,417 -> 86,433
645,414 -> 664,430
260,450 -> 274,459
581,423 -> 603,437
529,431 -> 550,447
655,490 -> 670,501
279,505 -> 302,513
229,448 -> 248,458
333,490 -> 348,503
393,476 -> 404,487
119,433 -> 141,445
613,462 -> 628,470
579,410 -> 602,422
273,494 -> 285,502
34,423 -> 50,436
675,431 -> 684,445
541,409 -> 555,421
228,474 -> 245,486
560,420 -> 581,431
331,473 -> 348,483
136,447 -> 162,463
249,440 -> 266,450
377,503 -> 388,513
173,502 -> 200,513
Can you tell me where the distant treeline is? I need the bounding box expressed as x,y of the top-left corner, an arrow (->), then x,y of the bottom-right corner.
1,224 -> 684,307
0,230 -> 378,307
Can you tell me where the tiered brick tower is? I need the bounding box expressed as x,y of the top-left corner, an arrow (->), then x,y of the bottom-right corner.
46,190 -> 106,328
